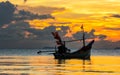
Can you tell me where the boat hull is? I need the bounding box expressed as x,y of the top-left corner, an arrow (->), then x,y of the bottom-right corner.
53,50 -> 91,60
53,40 -> 94,60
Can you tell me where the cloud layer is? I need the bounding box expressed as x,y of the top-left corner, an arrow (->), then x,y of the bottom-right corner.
18,6 -> 66,15
0,1 -> 55,27
0,1 -> 15,27
0,1 -> 119,49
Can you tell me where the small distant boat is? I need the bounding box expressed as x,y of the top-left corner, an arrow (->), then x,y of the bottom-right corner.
52,25 -> 94,60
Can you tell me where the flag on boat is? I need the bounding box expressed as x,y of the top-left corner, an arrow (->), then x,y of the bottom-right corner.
81,24 -> 84,29
51,32 -> 61,40
52,32 -> 63,45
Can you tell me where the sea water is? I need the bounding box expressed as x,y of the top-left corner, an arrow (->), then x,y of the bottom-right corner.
0,49 -> 119,75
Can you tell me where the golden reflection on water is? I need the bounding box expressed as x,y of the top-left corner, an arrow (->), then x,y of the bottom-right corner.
0,56 -> 119,75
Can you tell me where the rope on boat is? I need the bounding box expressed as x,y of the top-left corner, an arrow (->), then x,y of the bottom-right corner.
63,39 -> 83,42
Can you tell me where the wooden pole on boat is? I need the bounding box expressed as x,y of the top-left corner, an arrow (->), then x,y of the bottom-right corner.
63,41 -> 66,52
81,25 -> 85,47
63,41 -> 66,47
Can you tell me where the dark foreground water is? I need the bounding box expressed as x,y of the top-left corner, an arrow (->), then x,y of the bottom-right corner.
0,49 -> 119,75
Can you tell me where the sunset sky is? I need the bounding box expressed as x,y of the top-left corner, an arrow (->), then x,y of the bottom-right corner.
0,0 -> 120,49
7,0 -> 120,41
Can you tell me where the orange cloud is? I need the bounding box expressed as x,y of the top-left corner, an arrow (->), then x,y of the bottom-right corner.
28,16 -> 120,42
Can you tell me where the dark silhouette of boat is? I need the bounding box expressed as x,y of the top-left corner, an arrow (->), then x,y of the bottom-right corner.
52,25 -> 94,60
53,40 -> 94,59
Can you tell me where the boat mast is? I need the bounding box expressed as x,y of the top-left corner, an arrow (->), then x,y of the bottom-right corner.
81,25 -> 85,47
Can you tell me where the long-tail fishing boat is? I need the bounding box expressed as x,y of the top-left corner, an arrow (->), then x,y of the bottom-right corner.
51,25 -> 94,60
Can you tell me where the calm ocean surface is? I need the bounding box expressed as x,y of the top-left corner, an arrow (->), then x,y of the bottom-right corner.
0,49 -> 120,75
